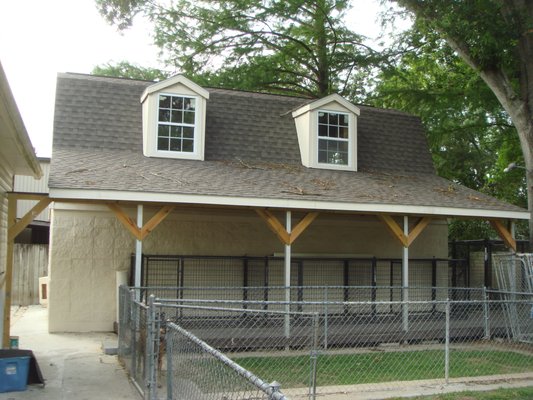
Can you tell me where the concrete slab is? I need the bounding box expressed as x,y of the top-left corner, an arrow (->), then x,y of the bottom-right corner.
0,306 -> 139,400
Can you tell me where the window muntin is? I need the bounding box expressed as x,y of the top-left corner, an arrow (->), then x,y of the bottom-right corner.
157,94 -> 196,153
317,111 -> 349,165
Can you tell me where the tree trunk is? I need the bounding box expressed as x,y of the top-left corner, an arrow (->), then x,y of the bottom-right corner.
314,0 -> 330,97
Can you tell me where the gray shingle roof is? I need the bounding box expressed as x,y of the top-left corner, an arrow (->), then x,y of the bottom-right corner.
49,73 -> 526,217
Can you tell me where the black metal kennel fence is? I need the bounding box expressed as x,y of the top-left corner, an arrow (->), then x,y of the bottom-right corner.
130,255 -> 469,302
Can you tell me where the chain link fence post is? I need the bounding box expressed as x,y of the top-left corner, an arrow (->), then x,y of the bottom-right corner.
166,327 -> 173,400
130,289 -> 138,381
146,295 -> 158,400
323,286 -> 328,350
483,286 -> 490,339
445,298 -> 450,384
309,312 -> 319,400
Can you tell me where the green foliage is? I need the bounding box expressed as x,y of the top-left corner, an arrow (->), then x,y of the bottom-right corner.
95,0 -> 379,98
389,0 -> 533,243
369,25 -> 527,240
91,61 -> 168,81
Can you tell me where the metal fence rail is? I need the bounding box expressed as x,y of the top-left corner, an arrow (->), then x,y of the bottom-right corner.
166,321 -> 288,400
118,286 -> 533,399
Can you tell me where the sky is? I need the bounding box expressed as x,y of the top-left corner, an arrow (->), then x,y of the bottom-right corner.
0,0 -> 400,158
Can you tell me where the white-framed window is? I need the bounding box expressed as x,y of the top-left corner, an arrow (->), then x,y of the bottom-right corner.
317,110 -> 350,166
156,94 -> 197,153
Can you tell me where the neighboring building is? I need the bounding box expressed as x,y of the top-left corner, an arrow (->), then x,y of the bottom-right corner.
0,60 -> 42,340
14,158 -> 50,244
47,73 -> 528,332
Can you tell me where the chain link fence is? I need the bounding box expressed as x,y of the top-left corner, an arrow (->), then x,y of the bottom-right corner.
119,286 -> 533,400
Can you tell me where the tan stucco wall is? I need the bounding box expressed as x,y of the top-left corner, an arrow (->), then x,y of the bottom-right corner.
48,204 -> 448,332
48,205 -> 135,332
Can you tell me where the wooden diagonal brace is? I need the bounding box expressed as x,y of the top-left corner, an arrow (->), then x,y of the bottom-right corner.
289,212 -> 319,245
378,215 -> 432,248
407,217 -> 432,247
108,204 -> 174,241
378,215 -> 408,247
108,204 -> 142,241
255,209 -> 319,246
8,197 -> 52,242
490,220 -> 516,251
140,205 -> 174,240
256,209 -> 290,245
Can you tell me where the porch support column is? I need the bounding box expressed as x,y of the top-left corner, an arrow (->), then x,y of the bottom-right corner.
1,196 -> 16,348
284,211 -> 291,340
134,205 -> 143,298
402,216 -> 409,332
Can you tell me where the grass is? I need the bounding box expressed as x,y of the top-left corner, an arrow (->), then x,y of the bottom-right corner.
234,349 -> 533,388
389,386 -> 533,399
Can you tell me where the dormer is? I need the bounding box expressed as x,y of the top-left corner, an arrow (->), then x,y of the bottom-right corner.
292,94 -> 360,171
141,75 -> 209,160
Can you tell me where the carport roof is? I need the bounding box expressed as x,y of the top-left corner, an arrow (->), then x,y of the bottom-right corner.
49,73 -> 528,220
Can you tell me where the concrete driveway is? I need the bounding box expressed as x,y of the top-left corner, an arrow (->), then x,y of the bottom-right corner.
0,306 -> 139,400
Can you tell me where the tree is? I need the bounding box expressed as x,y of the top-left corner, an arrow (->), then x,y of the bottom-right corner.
95,0 -> 378,99
92,61 -> 169,81
370,27 -> 528,239
391,0 -> 533,244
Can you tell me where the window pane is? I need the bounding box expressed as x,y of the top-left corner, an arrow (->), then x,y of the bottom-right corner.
184,98 -> 196,110
159,95 -> 170,109
159,109 -> 170,122
331,152 -> 348,165
338,141 -> 348,152
328,113 -> 339,125
341,114 -> 349,126
157,137 -> 169,151
318,124 -> 328,137
318,150 -> 328,163
183,127 -> 194,139
318,139 -> 327,151
171,96 -> 183,110
183,111 -> 195,124
158,125 -> 170,137
182,139 -> 194,152
328,125 -> 339,138
170,126 -> 181,138
169,138 -> 181,151
171,110 -> 182,123
318,112 -> 327,124
339,126 -> 348,139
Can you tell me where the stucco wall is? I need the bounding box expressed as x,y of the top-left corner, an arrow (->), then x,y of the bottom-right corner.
48,204 -> 448,332
48,204 -> 134,332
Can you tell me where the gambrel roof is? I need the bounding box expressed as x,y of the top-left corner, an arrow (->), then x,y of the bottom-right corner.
49,73 -> 528,220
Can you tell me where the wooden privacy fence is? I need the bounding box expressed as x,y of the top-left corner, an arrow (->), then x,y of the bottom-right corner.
12,244 -> 48,306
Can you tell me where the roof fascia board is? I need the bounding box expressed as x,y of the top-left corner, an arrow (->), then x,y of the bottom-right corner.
0,62 -> 42,178
48,188 -> 530,220
140,74 -> 210,103
292,94 -> 360,118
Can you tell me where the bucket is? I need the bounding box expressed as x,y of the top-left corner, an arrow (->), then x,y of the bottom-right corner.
0,356 -> 30,392
9,337 -> 19,350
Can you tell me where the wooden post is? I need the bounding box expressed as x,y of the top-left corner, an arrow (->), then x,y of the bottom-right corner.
2,196 -> 16,348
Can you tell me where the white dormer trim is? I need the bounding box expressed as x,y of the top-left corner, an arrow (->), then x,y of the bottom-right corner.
141,74 -> 209,160
292,94 -> 360,171
140,74 -> 210,103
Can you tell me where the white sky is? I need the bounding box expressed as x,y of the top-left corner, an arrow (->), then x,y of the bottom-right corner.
0,0 -> 399,157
